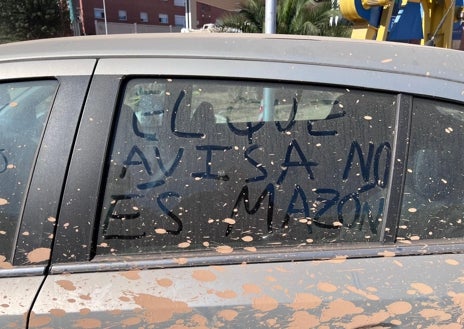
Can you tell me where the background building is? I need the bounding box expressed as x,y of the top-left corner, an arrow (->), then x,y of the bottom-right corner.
71,0 -> 240,35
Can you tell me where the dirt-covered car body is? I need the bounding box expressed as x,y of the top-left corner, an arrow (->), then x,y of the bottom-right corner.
0,33 -> 464,328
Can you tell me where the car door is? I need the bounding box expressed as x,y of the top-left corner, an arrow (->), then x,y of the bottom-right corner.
31,55 -> 464,328
0,58 -> 95,328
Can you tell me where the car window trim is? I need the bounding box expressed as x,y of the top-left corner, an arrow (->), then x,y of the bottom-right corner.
52,75 -> 122,264
49,237 -> 464,275
2,60 -> 98,270
52,77 -> 402,265
95,58 -> 464,103
381,94 -> 413,243
52,62 -> 457,266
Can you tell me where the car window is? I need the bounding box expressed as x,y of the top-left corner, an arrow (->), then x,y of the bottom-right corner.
399,98 -> 464,241
96,79 -> 397,256
0,80 -> 58,262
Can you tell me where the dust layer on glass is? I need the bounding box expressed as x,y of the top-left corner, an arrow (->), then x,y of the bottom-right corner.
399,98 -> 464,242
0,80 -> 58,262
97,79 -> 396,256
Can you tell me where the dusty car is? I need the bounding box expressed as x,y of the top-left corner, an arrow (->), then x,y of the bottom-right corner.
0,33 -> 464,328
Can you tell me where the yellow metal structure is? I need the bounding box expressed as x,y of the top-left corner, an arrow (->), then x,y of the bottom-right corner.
340,0 -> 394,40
422,0 -> 455,47
340,0 -> 459,48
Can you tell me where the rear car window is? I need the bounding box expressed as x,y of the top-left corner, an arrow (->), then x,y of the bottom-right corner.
0,80 -> 57,261
399,98 -> 464,241
96,79 -> 397,256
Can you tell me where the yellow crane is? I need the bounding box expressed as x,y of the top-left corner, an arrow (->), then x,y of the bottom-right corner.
339,0 -> 464,48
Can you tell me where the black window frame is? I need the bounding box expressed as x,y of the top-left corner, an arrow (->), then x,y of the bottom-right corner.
396,96 -> 464,242
94,77 -> 401,257
50,71 -> 464,274
0,73 -> 94,278
51,74 -> 413,264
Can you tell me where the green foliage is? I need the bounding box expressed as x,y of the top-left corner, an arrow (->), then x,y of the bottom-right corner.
0,0 -> 71,43
220,0 -> 352,37
221,0 -> 265,33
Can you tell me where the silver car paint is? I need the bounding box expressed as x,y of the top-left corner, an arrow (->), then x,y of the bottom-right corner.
0,34 -> 463,328
31,254 -> 464,328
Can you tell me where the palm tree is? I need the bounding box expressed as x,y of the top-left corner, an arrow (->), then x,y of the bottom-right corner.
219,0 -> 351,37
220,0 -> 265,33
278,0 -> 317,34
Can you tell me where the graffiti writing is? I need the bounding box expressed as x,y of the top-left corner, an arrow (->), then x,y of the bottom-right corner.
102,87 -> 392,244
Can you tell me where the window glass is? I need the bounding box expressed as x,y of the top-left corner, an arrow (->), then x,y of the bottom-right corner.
159,14 -> 168,24
97,79 -> 396,256
118,10 -> 127,21
0,80 -> 58,261
399,98 -> 464,241
174,15 -> 185,26
94,8 -> 104,19
140,12 -> 148,23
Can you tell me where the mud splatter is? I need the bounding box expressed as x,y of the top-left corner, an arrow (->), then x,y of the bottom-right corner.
109,309 -> 121,316
27,248 -> 51,263
49,309 -> 66,317
449,292 -> 464,313
56,280 -> 76,291
377,251 -> 396,257
419,308 -> 451,321
192,270 -> 217,282
267,318 -> 278,326
427,324 -> 464,329
241,235 -> 253,242
288,311 -> 320,329
157,278 -> 173,287
121,317 -> 142,326
29,312 -> 52,328
211,266 -> 225,272
120,270 -> 141,280
393,260 -> 403,267
133,293 -> 191,323
252,295 -> 279,312
290,293 -> 322,310
346,285 -> 380,301
119,295 -> 131,302
243,284 -> 261,294
80,308 -> 91,315
386,301 -> 412,315
266,276 -> 277,282
318,255 -> 348,264
216,245 -> 234,254
320,299 -> 363,322
212,290 -> 237,299
173,258 -> 188,265
445,259 -> 459,266
73,318 -> 102,328
191,314 -> 208,327
0,258 -> 13,269
217,309 -> 238,321
318,282 -> 337,293
346,311 -> 390,329
223,218 -> 236,225
410,282 -> 434,295
155,228 -> 167,234
178,241 -> 191,248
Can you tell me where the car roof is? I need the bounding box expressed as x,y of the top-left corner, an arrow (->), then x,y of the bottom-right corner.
1,33 -> 464,84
